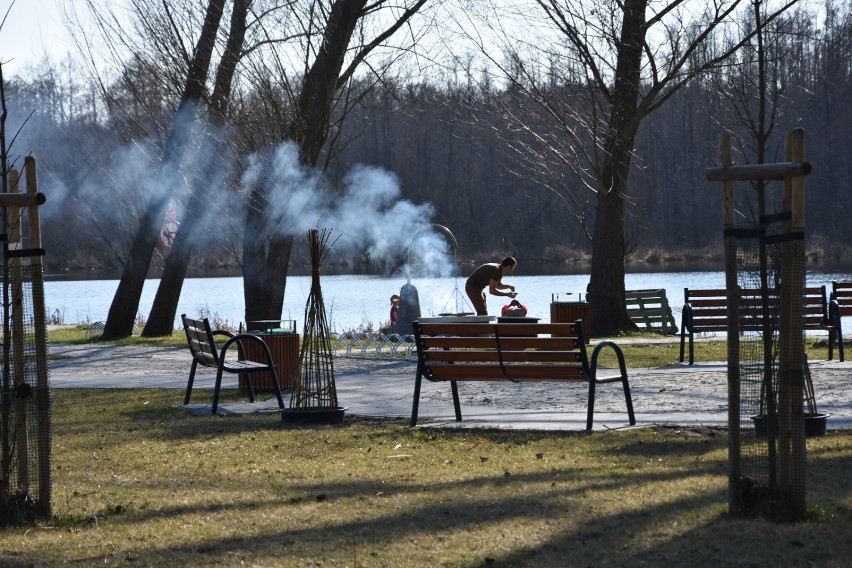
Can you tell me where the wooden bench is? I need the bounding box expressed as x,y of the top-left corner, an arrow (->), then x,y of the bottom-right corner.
411,320 -> 635,431
828,281 -> 852,361
679,286 -> 835,365
625,288 -> 677,334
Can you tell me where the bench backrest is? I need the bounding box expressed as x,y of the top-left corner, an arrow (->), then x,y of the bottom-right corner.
182,315 -> 220,368
625,288 -> 677,332
803,286 -> 830,330
831,281 -> 852,317
682,288 -> 728,332
413,321 -> 588,382
683,286 -> 828,332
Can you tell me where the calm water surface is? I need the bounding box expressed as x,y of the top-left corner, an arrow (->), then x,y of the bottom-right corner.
43,266 -> 852,333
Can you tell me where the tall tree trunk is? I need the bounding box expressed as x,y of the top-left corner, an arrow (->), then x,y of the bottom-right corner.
143,0 -> 251,337
242,0 -> 367,324
588,0 -> 646,337
101,0 -> 226,339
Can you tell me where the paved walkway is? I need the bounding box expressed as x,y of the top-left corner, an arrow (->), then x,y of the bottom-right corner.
48,344 -> 852,431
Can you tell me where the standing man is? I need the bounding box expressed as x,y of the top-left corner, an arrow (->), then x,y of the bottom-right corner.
465,257 -> 518,316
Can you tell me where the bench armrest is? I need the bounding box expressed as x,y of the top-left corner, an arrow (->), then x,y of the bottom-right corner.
589,340 -> 628,383
681,303 -> 694,332
218,332 -> 276,364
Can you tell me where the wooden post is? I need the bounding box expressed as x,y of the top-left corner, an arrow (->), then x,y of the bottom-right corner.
8,169 -> 30,492
25,157 -> 52,518
777,129 -> 806,518
720,132 -> 743,515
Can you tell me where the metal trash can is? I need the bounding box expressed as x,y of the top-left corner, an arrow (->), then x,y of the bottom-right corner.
550,299 -> 590,343
239,320 -> 300,391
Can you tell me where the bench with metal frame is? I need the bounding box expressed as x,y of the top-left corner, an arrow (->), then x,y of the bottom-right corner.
181,314 -> 286,414
828,281 -> 852,361
411,320 -> 635,431
679,286 -> 835,364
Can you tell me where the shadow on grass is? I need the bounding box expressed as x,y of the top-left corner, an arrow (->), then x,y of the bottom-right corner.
30,390 -> 852,566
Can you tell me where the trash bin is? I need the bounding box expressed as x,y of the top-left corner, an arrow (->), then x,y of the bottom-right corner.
550,300 -> 590,343
239,320 -> 300,391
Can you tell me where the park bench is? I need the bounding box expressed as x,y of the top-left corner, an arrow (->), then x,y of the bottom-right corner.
410,320 -> 635,431
625,288 -> 678,334
679,286 -> 835,365
828,281 -> 852,361
181,314 -> 286,414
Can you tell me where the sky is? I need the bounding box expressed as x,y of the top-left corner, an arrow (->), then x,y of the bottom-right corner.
1,0 -> 73,77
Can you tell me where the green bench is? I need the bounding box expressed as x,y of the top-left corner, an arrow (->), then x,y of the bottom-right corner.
625,288 -> 678,334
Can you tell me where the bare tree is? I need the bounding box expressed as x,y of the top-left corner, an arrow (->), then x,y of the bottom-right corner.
142,0 -> 252,336
461,0 -> 801,335
96,0 -> 228,338
72,0 -> 436,335
237,0 -> 433,326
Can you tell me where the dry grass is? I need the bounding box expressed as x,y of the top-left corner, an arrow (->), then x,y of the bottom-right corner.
1,389 -> 850,566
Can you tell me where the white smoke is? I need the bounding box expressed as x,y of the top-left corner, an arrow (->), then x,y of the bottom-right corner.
9,83 -> 455,276
242,141 -> 456,277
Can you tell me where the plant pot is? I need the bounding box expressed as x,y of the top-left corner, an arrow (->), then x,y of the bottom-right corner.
750,413 -> 829,438
281,406 -> 347,425
805,413 -> 829,437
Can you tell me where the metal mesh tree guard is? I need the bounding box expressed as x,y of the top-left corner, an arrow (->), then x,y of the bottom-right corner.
289,229 -> 341,414
709,129 -> 810,520
0,158 -> 51,524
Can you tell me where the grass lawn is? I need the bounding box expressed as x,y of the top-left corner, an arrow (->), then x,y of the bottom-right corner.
1,389 -> 851,567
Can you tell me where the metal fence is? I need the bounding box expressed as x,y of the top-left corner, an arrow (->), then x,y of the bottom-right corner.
328,332 -> 417,359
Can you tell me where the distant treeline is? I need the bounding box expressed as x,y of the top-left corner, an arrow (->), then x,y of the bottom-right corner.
5,6 -> 852,272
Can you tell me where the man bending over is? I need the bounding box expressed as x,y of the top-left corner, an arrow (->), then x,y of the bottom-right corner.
465,256 -> 518,316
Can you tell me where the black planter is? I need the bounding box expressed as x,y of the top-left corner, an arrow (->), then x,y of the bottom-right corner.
281,406 -> 347,425
750,413 -> 829,438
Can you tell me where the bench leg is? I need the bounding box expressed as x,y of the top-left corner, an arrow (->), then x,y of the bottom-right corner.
688,331 -> 695,365
184,360 -> 198,405
586,378 -> 597,431
828,329 -> 834,361
679,328 -> 686,363
451,381 -> 462,422
243,374 -> 257,403
269,366 -> 286,409
622,375 -> 636,426
212,368 -> 226,415
410,366 -> 423,426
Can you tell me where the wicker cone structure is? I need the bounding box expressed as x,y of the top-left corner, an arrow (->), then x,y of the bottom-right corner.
282,229 -> 344,424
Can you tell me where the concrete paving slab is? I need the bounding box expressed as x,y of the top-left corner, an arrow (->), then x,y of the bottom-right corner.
48,356 -> 852,431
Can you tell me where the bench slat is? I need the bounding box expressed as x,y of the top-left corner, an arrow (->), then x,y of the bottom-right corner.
423,350 -> 583,363
421,336 -> 578,350
417,322 -> 575,337
427,363 -> 586,381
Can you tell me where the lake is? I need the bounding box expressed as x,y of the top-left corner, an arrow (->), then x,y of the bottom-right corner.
42,266 -> 852,333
